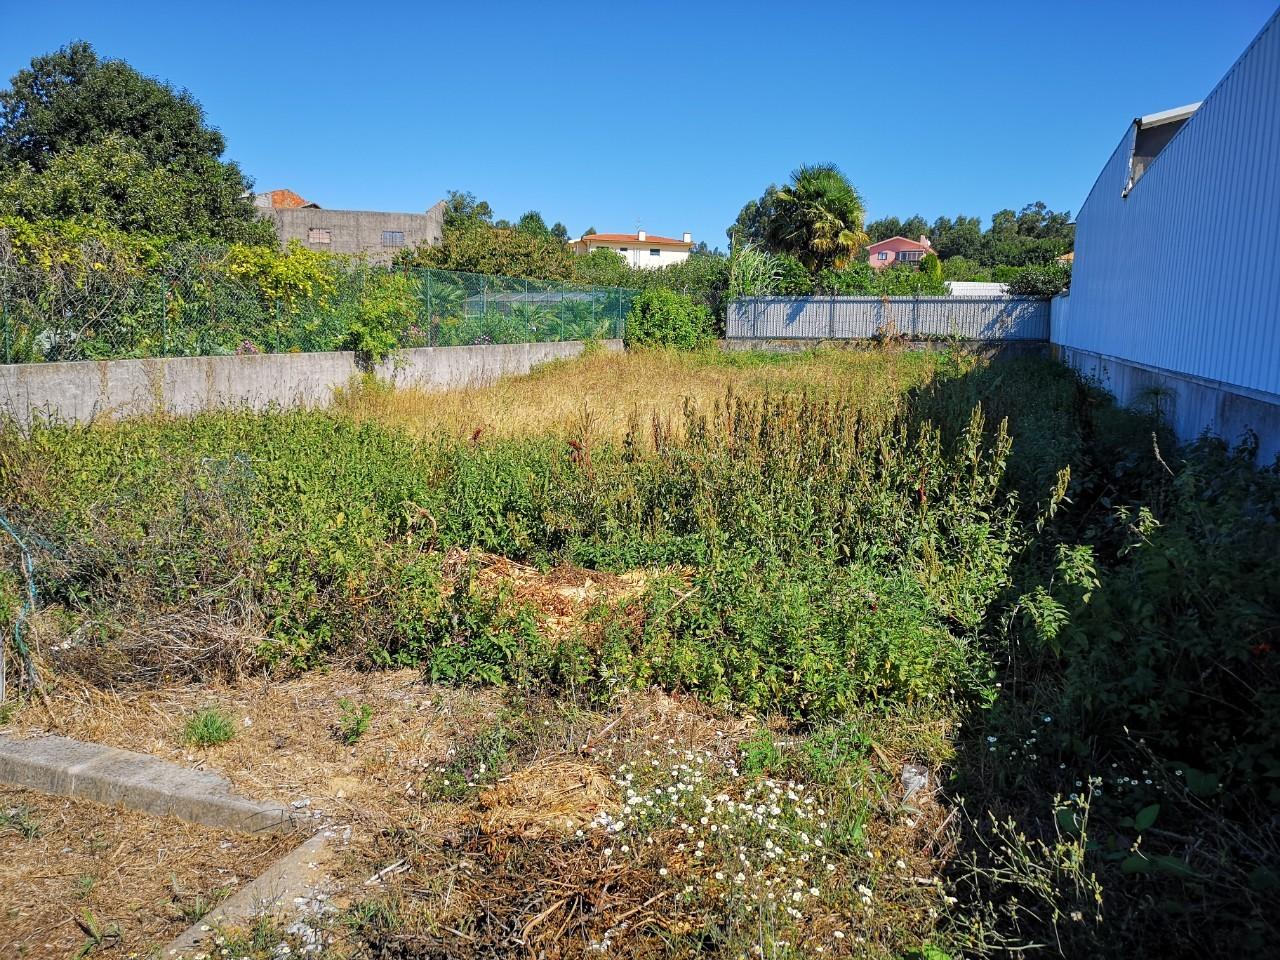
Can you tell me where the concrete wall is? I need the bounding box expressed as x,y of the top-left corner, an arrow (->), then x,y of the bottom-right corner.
266,201 -> 445,263
0,340 -> 621,426
1056,345 -> 1280,462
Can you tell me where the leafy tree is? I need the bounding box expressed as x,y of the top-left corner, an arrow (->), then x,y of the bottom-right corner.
582,226 -> 597,237
441,190 -> 494,228
0,42 -> 225,171
765,163 -> 869,272
898,215 -> 929,242
0,42 -> 265,243
930,215 -> 983,260
0,133 -> 273,243
727,183 -> 779,247
516,210 -> 549,236
550,221 -> 569,242
400,221 -> 575,280
865,216 -> 901,243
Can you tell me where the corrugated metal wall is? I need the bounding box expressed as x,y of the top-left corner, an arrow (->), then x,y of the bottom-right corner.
1054,8 -> 1280,395
727,296 -> 1049,340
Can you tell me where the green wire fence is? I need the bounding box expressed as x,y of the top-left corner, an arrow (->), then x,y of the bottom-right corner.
0,243 -> 635,363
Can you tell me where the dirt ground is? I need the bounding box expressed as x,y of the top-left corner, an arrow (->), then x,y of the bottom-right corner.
0,786 -> 292,959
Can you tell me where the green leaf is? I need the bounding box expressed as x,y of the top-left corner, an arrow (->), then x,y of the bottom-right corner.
1122,852 -> 1200,878
1055,806 -> 1081,835
1133,803 -> 1160,832
1181,767 -> 1219,798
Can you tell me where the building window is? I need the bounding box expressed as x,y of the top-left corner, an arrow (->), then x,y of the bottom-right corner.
877,251 -> 888,260
897,250 -> 922,262
650,248 -> 661,256
307,228 -> 332,245
381,230 -> 406,247
619,247 -> 628,252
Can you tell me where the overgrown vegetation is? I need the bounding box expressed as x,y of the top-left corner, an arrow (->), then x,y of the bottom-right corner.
2,347 -> 1275,956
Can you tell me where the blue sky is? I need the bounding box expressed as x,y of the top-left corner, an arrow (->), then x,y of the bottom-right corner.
1,1 -> 1275,247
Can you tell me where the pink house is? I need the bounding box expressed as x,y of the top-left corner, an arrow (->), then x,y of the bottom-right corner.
867,235 -> 934,270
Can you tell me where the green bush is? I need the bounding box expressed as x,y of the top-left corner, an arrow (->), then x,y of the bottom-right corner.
624,287 -> 714,349
1006,261 -> 1071,296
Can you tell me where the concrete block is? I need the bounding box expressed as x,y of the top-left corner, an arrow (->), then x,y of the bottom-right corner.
161,829 -> 342,958
0,733 -> 294,833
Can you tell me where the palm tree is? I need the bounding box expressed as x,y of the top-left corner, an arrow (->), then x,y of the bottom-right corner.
766,164 -> 870,272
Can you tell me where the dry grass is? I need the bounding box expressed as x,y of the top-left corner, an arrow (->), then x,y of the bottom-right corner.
0,786 -> 291,959
333,346 -> 945,439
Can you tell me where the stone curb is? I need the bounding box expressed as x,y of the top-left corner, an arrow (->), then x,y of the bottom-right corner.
0,732 -> 295,833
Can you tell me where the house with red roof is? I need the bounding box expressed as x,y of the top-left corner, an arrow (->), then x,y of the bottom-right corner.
867,234 -> 934,270
570,230 -> 694,269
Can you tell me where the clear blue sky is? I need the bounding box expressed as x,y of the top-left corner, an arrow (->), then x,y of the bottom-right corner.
1,0 -> 1275,246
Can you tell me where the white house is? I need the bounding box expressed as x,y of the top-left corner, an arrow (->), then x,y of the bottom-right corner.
570,231 -> 694,269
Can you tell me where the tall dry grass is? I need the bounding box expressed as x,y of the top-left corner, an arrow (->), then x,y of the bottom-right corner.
333,346 -> 953,439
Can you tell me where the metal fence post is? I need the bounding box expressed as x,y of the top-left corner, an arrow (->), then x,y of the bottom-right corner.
425,269 -> 433,347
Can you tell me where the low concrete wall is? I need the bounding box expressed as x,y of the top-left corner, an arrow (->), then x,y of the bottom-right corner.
1057,345 -> 1280,462
721,338 -> 1048,358
0,340 -> 620,426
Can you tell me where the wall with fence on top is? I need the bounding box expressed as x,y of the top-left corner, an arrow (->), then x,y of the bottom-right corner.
726,296 -> 1050,341
0,234 -> 635,364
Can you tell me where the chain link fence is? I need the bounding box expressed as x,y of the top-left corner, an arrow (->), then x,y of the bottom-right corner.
0,238 -> 634,363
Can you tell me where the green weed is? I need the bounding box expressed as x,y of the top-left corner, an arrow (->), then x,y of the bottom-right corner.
336,698 -> 374,745
183,707 -> 235,747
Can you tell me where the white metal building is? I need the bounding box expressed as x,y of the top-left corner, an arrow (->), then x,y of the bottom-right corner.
1053,7 -> 1280,457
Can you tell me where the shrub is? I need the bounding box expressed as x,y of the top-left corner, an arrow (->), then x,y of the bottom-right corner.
1006,261 -> 1071,296
774,252 -> 814,294
624,287 -> 713,349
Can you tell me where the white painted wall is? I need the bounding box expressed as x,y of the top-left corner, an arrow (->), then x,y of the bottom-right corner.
581,241 -> 691,270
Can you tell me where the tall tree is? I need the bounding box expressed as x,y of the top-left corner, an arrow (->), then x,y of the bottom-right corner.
516,210 -> 550,236
898,214 -> 929,241
442,190 -> 494,228
0,42 -> 225,171
866,216 -> 903,243
765,164 -> 869,272
727,184 -> 780,247
0,42 -> 266,242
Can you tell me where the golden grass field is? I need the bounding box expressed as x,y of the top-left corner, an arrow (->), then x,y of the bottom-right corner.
333,345 -> 949,439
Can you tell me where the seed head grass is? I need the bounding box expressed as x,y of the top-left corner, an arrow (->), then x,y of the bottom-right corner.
333,345 -> 953,440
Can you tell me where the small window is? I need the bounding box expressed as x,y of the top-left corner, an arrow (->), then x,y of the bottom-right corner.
650,248 -> 661,256
877,251 -> 888,261
381,230 -> 406,248
307,228 -> 332,245
619,247 -> 628,252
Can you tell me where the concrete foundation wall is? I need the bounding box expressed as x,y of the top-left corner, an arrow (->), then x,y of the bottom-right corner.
1056,345 -> 1280,463
722,338 -> 1048,359
0,340 -> 620,426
